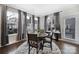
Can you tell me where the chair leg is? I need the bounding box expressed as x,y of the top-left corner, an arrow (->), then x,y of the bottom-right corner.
42,40 -> 44,50
40,42 -> 43,50
37,49 -> 38,54
36,46 -> 39,54
41,43 -> 43,50
50,38 -> 52,50
28,45 -> 30,54
50,42 -> 52,50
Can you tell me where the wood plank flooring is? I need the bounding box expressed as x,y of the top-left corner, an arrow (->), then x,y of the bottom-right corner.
0,40 -> 25,54
0,40 -> 79,54
54,40 -> 79,54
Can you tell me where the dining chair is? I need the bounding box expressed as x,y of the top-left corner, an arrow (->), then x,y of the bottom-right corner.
27,34 -> 41,54
43,32 -> 53,50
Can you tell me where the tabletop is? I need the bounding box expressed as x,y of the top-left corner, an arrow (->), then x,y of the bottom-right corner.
28,32 -> 48,38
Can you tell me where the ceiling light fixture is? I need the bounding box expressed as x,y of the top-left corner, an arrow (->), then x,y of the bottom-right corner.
35,17 -> 38,21
27,16 -> 30,19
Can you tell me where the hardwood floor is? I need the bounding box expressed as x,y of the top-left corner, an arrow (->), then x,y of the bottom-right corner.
54,40 -> 79,54
0,39 -> 79,54
0,40 -> 25,54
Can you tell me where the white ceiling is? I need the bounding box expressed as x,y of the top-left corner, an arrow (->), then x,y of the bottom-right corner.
7,4 -> 78,16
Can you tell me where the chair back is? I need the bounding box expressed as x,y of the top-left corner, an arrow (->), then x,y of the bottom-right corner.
28,34 -> 37,42
27,34 -> 38,48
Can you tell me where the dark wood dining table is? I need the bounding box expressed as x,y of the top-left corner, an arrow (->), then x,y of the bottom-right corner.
37,33 -> 48,49
28,32 -> 48,50
46,31 -> 60,41
37,33 -> 48,38
28,32 -> 48,41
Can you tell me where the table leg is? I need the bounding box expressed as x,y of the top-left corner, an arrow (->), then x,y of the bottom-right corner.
55,34 -> 59,41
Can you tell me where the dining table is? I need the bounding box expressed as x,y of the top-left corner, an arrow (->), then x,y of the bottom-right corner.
37,32 -> 48,50
29,32 -> 48,38
37,33 -> 48,38
46,30 -> 60,41
28,32 -> 48,50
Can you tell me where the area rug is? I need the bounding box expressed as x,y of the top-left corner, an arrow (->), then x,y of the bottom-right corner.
10,40 -> 61,54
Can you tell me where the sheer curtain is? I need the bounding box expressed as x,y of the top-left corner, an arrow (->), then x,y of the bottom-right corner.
54,12 -> 61,38
0,5 -> 2,46
1,5 -> 9,46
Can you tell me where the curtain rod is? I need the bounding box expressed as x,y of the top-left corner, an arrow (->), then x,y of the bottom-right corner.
45,11 -> 62,16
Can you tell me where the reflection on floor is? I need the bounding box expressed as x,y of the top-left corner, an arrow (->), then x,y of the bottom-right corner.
54,40 -> 79,54
0,39 -> 79,54
0,40 -> 25,54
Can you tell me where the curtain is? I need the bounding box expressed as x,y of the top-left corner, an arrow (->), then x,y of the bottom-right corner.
44,16 -> 48,32
38,17 -> 40,32
23,12 -> 27,40
17,10 -> 22,40
54,12 -> 61,38
21,12 -> 25,39
1,5 -> 9,46
32,15 -> 35,32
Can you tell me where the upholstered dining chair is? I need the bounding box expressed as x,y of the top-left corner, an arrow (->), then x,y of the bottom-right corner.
43,32 -> 53,50
27,34 -> 41,54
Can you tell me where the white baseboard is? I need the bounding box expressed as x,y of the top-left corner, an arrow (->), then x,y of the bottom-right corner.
59,39 -> 79,45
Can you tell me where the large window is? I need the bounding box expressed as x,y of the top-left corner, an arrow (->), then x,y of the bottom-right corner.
65,17 -> 75,39
27,14 -> 33,33
6,7 -> 19,44
34,17 -> 38,32
7,7 -> 18,34
46,15 -> 53,31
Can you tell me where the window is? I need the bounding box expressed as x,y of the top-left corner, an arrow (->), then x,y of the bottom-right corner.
7,7 -> 18,34
27,13 -> 33,33
65,17 -> 75,39
34,17 -> 38,32
6,7 -> 19,44
46,15 -> 52,31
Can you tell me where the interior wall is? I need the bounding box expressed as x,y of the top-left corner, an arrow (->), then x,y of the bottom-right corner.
60,5 -> 79,42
